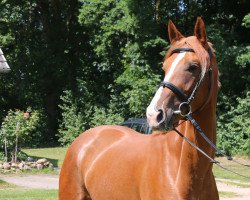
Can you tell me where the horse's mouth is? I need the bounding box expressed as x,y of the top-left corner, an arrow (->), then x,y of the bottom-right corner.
152,109 -> 176,131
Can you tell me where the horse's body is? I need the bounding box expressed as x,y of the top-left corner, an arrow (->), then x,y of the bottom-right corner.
59,17 -> 220,200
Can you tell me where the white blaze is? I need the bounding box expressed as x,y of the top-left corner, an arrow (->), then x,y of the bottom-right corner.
147,52 -> 186,119
163,52 -> 186,82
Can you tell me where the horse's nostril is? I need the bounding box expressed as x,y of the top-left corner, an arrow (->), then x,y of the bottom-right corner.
157,110 -> 164,123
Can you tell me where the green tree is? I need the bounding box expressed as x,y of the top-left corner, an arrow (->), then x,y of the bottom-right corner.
0,109 -> 40,162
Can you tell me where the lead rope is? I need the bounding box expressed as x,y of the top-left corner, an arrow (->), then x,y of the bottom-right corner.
173,127 -> 250,179
186,114 -> 250,167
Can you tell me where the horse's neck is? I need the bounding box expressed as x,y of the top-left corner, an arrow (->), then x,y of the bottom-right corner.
168,101 -> 217,196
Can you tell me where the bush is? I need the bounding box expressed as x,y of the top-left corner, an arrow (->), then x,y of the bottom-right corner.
91,106 -> 124,127
57,90 -> 89,146
217,92 -> 250,156
0,108 -> 41,162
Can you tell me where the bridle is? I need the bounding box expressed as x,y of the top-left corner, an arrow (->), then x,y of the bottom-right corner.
160,47 -> 213,117
159,46 -> 250,178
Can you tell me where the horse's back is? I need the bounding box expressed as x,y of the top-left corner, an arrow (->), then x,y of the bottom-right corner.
59,125 -> 149,200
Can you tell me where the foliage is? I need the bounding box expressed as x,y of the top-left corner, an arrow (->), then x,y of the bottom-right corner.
91,106 -> 124,127
242,13 -> 250,28
0,108 -> 40,161
217,92 -> 250,155
0,1 -> 249,154
0,152 -> 4,161
57,90 -> 89,146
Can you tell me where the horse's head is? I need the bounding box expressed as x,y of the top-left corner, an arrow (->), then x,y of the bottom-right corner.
0,48 -> 11,73
147,17 -> 218,130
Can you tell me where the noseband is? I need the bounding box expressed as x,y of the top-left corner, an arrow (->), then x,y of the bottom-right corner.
160,47 -> 213,117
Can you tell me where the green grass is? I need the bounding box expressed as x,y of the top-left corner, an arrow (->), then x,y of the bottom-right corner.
213,157 -> 250,182
0,179 -> 57,200
22,147 -> 68,168
218,191 -> 238,198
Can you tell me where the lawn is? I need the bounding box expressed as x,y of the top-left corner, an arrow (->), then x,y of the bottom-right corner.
0,180 -> 57,200
22,147 -> 68,168
213,156 -> 250,182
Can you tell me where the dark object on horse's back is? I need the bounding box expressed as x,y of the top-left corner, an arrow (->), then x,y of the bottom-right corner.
120,118 -> 152,134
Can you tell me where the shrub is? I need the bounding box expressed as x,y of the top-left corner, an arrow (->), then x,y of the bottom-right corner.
91,106 -> 124,127
217,92 -> 250,156
0,108 -> 40,162
57,90 -> 88,146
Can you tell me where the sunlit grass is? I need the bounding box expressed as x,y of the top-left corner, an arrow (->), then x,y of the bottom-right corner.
22,147 -> 68,168
218,191 -> 238,198
213,157 -> 250,182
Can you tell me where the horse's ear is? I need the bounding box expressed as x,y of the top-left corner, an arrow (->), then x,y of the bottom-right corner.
168,20 -> 184,44
194,17 -> 208,48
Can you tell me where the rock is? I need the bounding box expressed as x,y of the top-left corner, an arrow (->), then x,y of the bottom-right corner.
44,161 -> 50,167
49,163 -> 54,169
36,158 -> 48,164
30,163 -> 37,168
18,162 -> 24,170
3,162 -> 11,170
37,163 -> 43,170
0,163 -> 3,169
0,160 -> 4,164
11,163 -> 18,168
25,162 -> 32,166
23,165 -> 31,171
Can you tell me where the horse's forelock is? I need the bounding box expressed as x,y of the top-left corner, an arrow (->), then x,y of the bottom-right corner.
164,37 -> 212,79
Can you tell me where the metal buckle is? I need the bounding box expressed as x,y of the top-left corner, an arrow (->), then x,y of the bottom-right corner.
173,102 -> 192,117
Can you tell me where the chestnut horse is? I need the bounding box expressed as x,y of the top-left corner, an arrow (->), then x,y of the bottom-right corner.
59,17 -> 220,200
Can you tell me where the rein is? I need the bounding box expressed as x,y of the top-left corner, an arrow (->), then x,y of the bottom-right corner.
162,47 -> 250,179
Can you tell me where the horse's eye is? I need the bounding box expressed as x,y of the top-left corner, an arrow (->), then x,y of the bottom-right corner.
187,64 -> 198,72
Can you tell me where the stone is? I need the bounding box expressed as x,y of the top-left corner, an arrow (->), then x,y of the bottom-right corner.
18,162 -> 24,170
37,163 -> 43,170
3,162 -> 11,170
36,158 -> 48,164
25,162 -> 32,166
23,165 -> 31,171
30,163 -> 37,168
44,161 -> 50,167
11,163 -> 18,168
49,163 -> 54,169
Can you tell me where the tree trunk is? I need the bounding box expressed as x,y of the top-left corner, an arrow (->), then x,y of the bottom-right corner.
155,0 -> 160,22
14,122 -> 20,163
4,136 -> 8,162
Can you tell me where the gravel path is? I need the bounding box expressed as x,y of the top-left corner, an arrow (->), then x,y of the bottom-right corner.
0,174 -> 58,189
216,178 -> 250,200
0,175 -> 250,199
